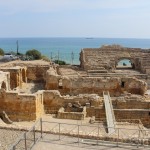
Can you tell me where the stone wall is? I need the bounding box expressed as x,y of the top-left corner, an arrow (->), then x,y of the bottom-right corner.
0,90 -> 44,121
114,110 -> 150,128
114,99 -> 150,109
43,90 -> 102,114
0,71 -> 10,91
27,66 -> 49,82
45,67 -> 60,90
57,107 -> 86,120
0,67 -> 27,90
86,107 -> 106,120
80,45 -> 150,75
48,77 -> 146,96
45,65 -> 147,96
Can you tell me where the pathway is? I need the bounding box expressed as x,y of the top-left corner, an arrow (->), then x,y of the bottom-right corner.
103,91 -> 115,134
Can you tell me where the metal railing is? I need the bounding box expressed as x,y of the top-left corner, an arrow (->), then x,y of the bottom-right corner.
41,120 -> 150,148
9,118 -> 150,149
8,118 -> 42,150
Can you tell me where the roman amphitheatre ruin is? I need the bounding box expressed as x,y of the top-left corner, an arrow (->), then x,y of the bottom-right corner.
0,45 -> 150,149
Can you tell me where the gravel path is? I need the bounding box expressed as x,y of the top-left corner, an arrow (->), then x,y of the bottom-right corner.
0,128 -> 24,150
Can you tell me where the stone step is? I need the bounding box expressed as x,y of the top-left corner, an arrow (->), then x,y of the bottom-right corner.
88,71 -> 108,74
87,73 -> 147,78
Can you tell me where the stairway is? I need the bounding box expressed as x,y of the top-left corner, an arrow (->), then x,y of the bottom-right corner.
103,91 -> 116,134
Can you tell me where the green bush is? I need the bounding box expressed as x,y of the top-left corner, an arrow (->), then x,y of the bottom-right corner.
26,49 -> 42,60
41,55 -> 50,62
0,48 -> 4,56
54,60 -> 67,65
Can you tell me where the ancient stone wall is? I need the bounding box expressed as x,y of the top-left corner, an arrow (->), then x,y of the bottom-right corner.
80,45 -> 150,75
114,110 -> 150,128
0,60 -> 50,83
57,107 -> 86,120
46,73 -> 147,96
114,99 -> 150,109
86,107 -> 106,120
0,67 -> 27,90
43,90 -> 102,114
0,71 -> 10,91
45,65 -> 147,96
27,66 -> 49,82
0,90 -> 44,121
45,67 -> 61,90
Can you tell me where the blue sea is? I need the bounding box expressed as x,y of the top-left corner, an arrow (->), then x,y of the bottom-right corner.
0,37 -> 150,64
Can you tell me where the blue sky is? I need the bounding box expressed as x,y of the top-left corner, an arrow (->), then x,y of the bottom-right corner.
0,0 -> 150,38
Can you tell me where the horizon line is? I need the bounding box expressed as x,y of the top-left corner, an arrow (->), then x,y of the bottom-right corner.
0,36 -> 150,40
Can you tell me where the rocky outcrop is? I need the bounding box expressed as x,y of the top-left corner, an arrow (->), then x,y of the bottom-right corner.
0,111 -> 13,124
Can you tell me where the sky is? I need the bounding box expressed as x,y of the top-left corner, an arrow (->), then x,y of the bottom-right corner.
0,0 -> 150,38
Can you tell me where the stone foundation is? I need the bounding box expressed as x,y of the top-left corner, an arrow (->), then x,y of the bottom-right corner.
57,107 -> 86,120
0,90 -> 44,121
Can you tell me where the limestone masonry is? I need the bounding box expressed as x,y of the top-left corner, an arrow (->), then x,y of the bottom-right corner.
0,45 -> 150,129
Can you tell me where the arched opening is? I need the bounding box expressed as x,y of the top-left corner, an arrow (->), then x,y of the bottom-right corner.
1,82 -> 6,90
116,58 -> 135,69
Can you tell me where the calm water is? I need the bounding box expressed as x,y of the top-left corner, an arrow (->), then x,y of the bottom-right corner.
0,37 -> 150,64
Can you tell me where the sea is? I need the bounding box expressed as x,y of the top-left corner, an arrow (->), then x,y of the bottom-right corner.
0,37 -> 150,65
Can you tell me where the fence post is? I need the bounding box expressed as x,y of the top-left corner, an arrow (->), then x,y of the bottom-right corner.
97,124 -> 99,145
33,126 -> 36,144
24,132 -> 27,150
40,118 -> 43,139
59,123 -> 60,140
78,125 -> 79,145
137,129 -> 140,148
117,128 -> 119,147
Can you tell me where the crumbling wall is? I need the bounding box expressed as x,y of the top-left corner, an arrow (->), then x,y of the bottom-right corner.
57,107 -> 86,120
0,71 -> 10,91
60,77 -> 146,96
45,66 -> 147,96
0,90 -> 44,121
120,78 -> 147,95
27,66 -> 49,82
0,60 -> 50,83
43,90 -> 102,114
80,45 -> 150,74
45,67 -> 60,90
86,107 -> 106,121
0,67 -> 27,90
114,97 -> 150,109
114,110 -> 150,128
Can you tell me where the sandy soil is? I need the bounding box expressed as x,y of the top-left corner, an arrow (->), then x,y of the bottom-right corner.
0,115 -> 149,150
17,82 -> 45,94
0,59 -> 51,67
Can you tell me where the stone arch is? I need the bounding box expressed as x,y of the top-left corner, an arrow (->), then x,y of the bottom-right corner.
115,57 -> 135,69
1,81 -> 6,90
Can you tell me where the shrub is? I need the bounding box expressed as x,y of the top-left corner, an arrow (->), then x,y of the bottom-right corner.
26,49 -> 42,60
0,48 -> 4,56
54,60 -> 67,65
41,55 -> 50,62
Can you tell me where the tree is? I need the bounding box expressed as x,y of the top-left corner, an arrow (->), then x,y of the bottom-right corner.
26,49 -> 42,60
0,48 -> 4,56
